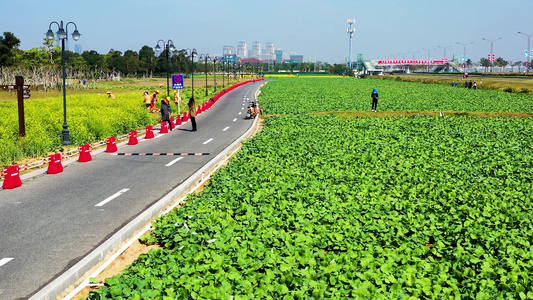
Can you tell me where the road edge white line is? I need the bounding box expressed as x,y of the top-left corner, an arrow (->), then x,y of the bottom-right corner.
95,188 -> 130,207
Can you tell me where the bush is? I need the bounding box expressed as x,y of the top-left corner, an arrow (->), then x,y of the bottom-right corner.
503,87 -> 516,93
520,88 -> 530,94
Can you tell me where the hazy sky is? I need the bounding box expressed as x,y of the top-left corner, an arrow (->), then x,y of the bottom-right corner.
1,0 -> 532,64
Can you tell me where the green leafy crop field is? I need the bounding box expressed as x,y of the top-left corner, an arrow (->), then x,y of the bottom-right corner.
87,79 -> 533,299
259,78 -> 533,114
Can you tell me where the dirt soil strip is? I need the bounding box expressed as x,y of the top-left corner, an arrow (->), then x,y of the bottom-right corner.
313,111 -> 533,118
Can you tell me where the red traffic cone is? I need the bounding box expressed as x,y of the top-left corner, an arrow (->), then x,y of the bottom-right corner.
2,165 -> 22,189
182,112 -> 188,122
145,126 -> 154,139
128,130 -> 138,145
170,117 -> 176,129
78,144 -> 92,162
106,136 -> 118,153
160,121 -> 169,133
47,153 -> 63,174
197,105 -> 202,115
175,115 -> 182,126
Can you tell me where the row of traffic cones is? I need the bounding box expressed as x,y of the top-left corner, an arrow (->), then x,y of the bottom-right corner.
2,79 -> 260,189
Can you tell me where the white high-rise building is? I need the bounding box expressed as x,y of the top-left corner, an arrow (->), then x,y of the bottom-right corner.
223,45 -> 236,55
265,42 -> 274,61
252,42 -> 261,58
237,41 -> 247,58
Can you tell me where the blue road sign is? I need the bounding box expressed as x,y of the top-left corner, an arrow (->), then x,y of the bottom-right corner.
172,74 -> 184,90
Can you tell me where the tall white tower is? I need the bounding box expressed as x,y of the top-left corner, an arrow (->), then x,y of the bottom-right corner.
346,19 -> 356,70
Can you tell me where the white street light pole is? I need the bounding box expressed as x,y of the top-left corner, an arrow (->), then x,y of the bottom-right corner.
482,37 -> 502,72
518,32 -> 532,72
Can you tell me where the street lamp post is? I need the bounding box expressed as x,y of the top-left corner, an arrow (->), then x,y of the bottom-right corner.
213,57 -> 218,93
482,37 -> 502,72
46,20 -> 81,146
422,48 -> 435,71
199,54 -> 210,96
186,48 -> 197,97
155,39 -> 176,97
437,45 -> 452,60
222,60 -> 225,88
518,32 -> 532,72
456,41 -> 473,72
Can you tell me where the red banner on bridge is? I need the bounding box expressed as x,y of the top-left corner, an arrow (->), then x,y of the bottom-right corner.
377,59 -> 448,65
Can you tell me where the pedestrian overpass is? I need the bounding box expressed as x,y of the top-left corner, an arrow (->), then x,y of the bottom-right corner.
361,59 -> 464,75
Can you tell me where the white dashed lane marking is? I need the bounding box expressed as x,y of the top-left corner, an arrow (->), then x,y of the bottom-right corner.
233,118 -> 238,122
95,188 -> 129,207
203,138 -> 214,145
223,127 -> 230,131
0,258 -> 14,268
165,157 -> 183,166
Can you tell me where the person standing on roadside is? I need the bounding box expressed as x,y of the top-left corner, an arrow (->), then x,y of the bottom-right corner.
161,97 -> 172,131
188,97 -> 197,132
371,88 -> 379,112
150,90 -> 160,113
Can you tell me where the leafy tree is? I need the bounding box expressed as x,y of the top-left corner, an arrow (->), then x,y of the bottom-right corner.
43,37 -> 60,65
19,47 -> 49,69
479,58 -> 491,72
139,45 -> 156,76
328,63 -> 347,75
0,32 -> 21,66
466,58 -> 473,69
171,49 -> 190,74
82,50 -> 105,71
105,49 -> 125,73
495,57 -> 508,72
123,50 -> 139,76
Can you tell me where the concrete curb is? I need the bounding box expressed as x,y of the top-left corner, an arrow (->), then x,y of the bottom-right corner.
29,85 -> 263,300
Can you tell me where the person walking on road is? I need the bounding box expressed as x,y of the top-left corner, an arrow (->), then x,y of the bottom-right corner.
371,88 -> 379,112
188,97 -> 197,132
161,97 -> 172,131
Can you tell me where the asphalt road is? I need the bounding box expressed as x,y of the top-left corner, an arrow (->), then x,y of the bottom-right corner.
0,81 -> 264,300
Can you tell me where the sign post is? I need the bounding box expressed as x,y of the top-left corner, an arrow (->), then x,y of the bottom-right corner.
172,74 -> 184,114
1,75 -> 29,137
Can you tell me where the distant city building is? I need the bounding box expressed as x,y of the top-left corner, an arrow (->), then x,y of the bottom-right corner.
252,42 -> 261,57
265,42 -> 274,61
237,41 -> 247,58
275,50 -> 283,63
224,54 -> 237,64
223,45 -> 236,55
74,44 -> 82,54
289,55 -> 304,63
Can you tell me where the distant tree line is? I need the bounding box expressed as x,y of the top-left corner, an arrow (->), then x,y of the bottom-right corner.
0,32 -> 354,87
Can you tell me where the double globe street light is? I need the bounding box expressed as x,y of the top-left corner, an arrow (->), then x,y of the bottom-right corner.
46,21 -> 81,146
199,53 -> 210,97
186,48 -> 197,97
155,39 -> 176,97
